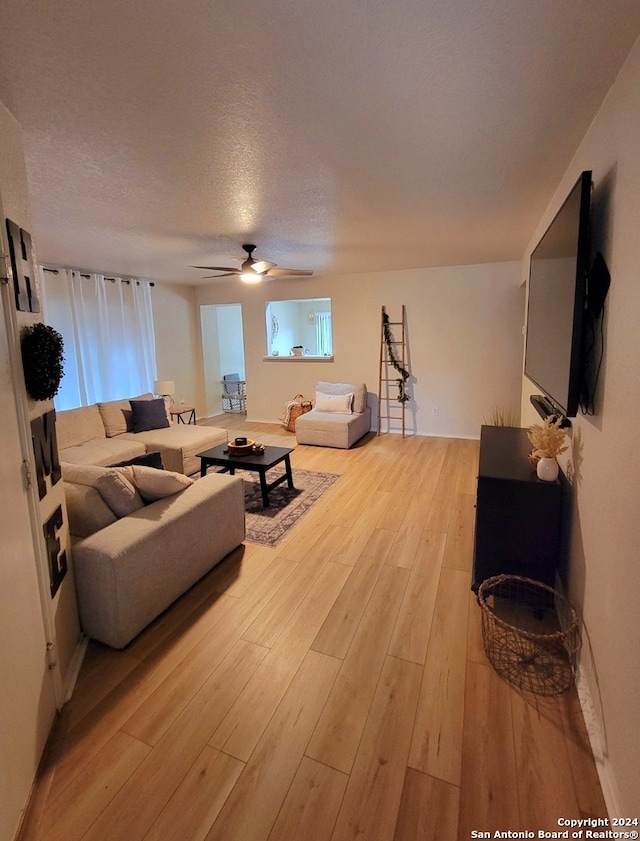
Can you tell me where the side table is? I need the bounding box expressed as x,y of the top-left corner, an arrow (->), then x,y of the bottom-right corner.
170,406 -> 196,425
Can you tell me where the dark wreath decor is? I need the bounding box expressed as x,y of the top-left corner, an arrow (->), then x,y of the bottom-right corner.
21,322 -> 65,401
382,307 -> 410,403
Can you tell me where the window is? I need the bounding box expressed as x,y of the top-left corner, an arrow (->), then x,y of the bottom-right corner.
265,298 -> 333,358
40,267 -> 157,409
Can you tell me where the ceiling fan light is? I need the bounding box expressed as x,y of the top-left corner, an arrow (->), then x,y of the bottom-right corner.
240,271 -> 262,284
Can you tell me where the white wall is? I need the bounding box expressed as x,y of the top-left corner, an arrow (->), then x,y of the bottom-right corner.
152,283 -> 205,414
520,35 -> 640,815
0,102 -> 59,841
200,305 -> 222,416
196,261 -> 524,438
217,304 -> 245,379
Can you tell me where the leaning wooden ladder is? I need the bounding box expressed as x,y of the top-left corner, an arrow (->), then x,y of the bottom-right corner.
377,304 -> 409,438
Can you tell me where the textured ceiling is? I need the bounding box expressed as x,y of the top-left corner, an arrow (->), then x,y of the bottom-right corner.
1,0 -> 639,285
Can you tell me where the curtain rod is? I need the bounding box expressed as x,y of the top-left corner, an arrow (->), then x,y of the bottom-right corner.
41,266 -> 154,286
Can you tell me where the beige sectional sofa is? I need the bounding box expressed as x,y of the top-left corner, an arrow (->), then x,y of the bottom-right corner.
56,393 -> 227,475
65,463 -> 245,648
57,394 -> 243,648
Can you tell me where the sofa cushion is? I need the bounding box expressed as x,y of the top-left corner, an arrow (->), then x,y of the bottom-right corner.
119,424 -> 228,475
316,381 -> 367,413
97,392 -> 153,437
64,482 -> 118,538
315,391 -> 353,413
61,463 -> 145,517
130,398 -> 170,433
116,465 -> 194,502
59,437 -> 147,467
56,404 -> 106,449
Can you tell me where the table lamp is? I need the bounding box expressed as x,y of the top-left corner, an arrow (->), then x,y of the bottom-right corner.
154,379 -> 175,408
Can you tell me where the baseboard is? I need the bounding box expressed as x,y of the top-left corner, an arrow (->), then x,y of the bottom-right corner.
554,572 -> 619,817
62,635 -> 88,705
574,652 -> 621,817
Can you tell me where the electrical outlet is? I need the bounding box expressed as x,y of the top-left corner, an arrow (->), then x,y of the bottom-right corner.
432,407 -> 439,416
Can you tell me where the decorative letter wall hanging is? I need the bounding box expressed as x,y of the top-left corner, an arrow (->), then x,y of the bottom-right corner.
6,218 -> 40,313
31,410 -> 62,500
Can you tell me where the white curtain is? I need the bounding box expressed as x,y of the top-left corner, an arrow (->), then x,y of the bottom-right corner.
40,267 -> 157,409
316,312 -> 332,356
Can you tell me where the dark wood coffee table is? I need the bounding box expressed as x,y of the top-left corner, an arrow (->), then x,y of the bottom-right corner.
196,444 -> 295,507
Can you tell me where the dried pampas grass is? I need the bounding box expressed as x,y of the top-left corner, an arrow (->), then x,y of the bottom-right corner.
527,416 -> 568,459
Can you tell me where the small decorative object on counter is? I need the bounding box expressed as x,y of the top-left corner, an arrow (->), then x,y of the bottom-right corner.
527,416 -> 568,481
227,438 -> 255,456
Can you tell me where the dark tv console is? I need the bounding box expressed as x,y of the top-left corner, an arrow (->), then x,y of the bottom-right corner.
471,425 -> 562,592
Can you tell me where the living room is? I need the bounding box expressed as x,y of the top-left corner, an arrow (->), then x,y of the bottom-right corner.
1,2 -> 640,840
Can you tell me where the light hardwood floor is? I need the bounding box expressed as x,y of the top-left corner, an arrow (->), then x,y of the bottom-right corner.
18,419 -> 607,841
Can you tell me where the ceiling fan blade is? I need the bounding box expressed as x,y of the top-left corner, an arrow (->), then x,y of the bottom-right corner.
200,272 -> 238,278
264,268 -> 313,277
251,260 -> 277,274
190,265 -> 241,273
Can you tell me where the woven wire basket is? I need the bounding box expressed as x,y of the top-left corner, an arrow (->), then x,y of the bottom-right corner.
477,574 -> 580,695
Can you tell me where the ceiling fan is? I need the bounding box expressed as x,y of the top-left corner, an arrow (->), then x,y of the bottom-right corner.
191,244 -> 313,283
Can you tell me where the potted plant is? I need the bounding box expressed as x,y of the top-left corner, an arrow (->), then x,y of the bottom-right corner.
21,322 -> 65,401
527,416 -> 568,481
291,345 -> 304,356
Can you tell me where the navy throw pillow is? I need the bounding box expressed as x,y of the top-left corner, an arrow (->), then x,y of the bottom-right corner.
130,399 -> 170,433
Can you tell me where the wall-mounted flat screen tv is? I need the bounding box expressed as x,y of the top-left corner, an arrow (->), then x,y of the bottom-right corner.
524,170 -> 592,418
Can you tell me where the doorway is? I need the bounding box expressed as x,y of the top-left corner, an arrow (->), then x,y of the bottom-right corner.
200,303 -> 246,418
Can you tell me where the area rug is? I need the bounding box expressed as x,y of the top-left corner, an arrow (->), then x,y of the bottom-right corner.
242,468 -> 340,547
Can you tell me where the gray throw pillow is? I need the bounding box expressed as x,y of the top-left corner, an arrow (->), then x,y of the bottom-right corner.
130,399 -> 170,433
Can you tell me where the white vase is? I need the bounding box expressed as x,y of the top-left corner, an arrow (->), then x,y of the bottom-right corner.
536,457 -> 559,482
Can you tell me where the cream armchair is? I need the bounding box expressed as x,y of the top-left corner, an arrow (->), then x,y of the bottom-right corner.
294,381 -> 371,448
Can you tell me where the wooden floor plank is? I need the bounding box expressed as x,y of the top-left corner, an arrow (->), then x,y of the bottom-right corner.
457,661 -> 521,838
205,650 -> 342,841
307,564 -> 410,773
408,567 -> 469,785
267,756 -> 349,841
64,646 -> 141,731
441,492 -> 475,572
142,747 -> 244,841
121,556 -> 298,745
311,528 -> 397,659
44,589 -> 240,802
241,553 -> 331,647
78,638 -> 268,841
387,530 -> 446,664
466,589 -> 487,665
424,442 -> 462,533
38,730 -> 150,841
455,438 -> 479,495
329,655 -> 423,841
392,768 -> 460,841
511,690 -> 582,830
210,562 -> 351,762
